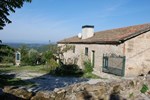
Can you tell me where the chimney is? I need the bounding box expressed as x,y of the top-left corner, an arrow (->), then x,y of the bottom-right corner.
81,25 -> 94,39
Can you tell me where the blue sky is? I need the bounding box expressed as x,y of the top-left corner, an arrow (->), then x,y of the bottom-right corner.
0,0 -> 150,43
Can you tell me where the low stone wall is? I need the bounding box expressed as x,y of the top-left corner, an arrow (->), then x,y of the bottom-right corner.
31,77 -> 150,100
0,77 -> 150,100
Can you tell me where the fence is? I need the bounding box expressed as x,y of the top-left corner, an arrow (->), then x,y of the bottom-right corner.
102,53 -> 126,76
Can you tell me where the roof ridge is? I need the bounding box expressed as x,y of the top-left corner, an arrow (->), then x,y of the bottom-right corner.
95,23 -> 150,33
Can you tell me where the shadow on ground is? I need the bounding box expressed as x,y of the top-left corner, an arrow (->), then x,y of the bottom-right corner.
24,73 -> 89,92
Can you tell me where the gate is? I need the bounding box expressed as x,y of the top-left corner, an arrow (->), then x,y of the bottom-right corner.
102,54 -> 126,76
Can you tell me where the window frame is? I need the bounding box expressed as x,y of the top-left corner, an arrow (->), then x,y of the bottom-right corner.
85,47 -> 88,56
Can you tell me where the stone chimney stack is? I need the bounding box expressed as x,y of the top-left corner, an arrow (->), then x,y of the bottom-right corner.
81,25 -> 94,39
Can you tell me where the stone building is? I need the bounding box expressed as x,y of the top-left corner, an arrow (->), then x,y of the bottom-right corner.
57,23 -> 150,77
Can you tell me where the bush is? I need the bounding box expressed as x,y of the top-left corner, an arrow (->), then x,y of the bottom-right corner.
83,60 -> 93,73
51,64 -> 83,77
45,59 -> 59,71
2,56 -> 14,63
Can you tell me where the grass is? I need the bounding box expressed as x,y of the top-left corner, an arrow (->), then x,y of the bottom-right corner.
82,72 -> 99,79
0,65 -> 51,74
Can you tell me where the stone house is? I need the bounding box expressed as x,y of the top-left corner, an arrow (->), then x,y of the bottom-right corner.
57,23 -> 150,77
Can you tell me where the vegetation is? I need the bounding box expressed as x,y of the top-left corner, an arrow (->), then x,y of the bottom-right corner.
45,59 -> 59,72
140,84 -> 149,93
0,0 -> 32,29
51,64 -> 83,77
82,72 -> 99,79
82,60 -> 99,78
0,43 -> 58,68
0,65 -> 51,74
38,44 -> 57,53
83,60 -> 93,73
49,61 -> 99,78
0,44 -> 15,64
16,44 -> 58,66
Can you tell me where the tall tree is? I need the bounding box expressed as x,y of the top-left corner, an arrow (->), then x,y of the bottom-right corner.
0,0 -> 32,30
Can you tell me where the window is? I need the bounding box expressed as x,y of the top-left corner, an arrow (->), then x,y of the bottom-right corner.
16,54 -> 20,60
85,47 -> 88,56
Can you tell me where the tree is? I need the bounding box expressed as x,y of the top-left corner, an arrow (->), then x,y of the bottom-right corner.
0,0 -> 32,30
28,49 -> 39,65
44,51 -> 53,62
20,45 -> 29,65
0,44 -> 15,63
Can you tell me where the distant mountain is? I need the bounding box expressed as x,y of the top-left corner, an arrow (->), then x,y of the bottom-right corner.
5,43 -> 48,49
3,43 -> 57,53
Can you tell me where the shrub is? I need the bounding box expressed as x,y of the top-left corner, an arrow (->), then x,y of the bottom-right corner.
51,64 -> 83,77
83,60 -> 93,73
2,56 -> 14,63
46,59 -> 59,71
140,84 -> 149,93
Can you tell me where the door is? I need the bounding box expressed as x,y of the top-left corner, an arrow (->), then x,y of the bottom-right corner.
91,50 -> 95,67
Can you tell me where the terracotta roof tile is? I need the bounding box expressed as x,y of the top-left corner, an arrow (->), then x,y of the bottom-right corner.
58,23 -> 150,44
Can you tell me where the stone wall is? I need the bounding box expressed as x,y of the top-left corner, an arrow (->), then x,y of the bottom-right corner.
125,31 -> 150,76
58,43 -> 124,75
31,77 -> 150,100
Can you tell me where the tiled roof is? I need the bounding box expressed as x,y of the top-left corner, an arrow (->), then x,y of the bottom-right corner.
58,23 -> 150,44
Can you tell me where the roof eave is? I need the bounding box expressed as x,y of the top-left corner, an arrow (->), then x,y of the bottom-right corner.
119,27 -> 150,42
57,41 -> 120,45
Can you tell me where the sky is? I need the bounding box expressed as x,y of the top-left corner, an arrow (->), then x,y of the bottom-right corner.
0,0 -> 150,43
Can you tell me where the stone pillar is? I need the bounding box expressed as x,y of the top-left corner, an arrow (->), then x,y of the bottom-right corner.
15,51 -> 21,66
